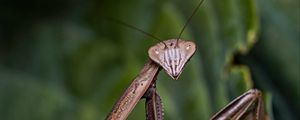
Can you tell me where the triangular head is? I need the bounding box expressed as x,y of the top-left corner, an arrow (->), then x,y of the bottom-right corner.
148,39 -> 196,80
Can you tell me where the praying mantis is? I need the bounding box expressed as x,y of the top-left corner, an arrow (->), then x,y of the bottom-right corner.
106,0 -> 265,119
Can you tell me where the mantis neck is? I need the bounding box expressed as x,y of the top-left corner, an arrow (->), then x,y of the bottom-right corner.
106,60 -> 161,120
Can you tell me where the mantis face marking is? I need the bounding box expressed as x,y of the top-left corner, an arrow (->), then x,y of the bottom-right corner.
148,39 -> 196,80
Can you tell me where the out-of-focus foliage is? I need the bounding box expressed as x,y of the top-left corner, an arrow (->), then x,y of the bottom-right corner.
0,0 -> 299,120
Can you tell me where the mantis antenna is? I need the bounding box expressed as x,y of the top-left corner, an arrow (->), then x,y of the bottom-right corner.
176,0 -> 205,46
110,18 -> 168,48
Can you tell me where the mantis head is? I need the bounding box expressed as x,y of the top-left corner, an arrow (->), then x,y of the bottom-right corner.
148,39 -> 196,80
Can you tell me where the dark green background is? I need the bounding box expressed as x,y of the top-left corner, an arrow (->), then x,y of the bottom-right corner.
0,0 -> 299,119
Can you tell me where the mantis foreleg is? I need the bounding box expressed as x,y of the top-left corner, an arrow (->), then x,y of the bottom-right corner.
144,82 -> 164,120
210,89 -> 265,120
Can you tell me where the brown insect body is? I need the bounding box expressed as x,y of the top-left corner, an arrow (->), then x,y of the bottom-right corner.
106,0 -> 266,119
106,39 -> 196,120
